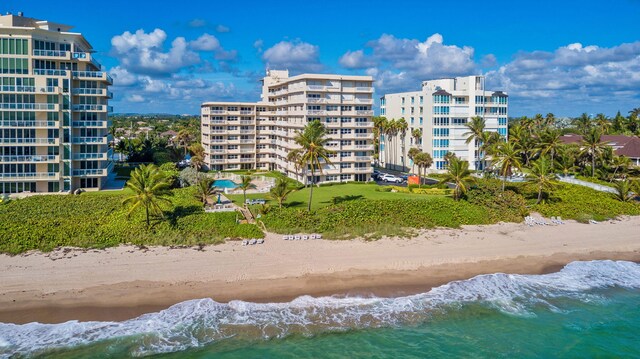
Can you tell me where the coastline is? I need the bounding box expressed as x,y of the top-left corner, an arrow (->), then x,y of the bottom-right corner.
1,215 -> 640,324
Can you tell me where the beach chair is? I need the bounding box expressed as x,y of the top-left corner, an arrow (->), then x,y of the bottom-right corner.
257,239 -> 264,244
283,235 -> 289,240
310,234 -> 317,240
316,234 -> 322,239
302,235 -> 308,240
242,240 -> 248,246
249,239 -> 257,245
294,235 -> 301,240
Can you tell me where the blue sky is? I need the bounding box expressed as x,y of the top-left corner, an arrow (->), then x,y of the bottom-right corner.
6,0 -> 640,116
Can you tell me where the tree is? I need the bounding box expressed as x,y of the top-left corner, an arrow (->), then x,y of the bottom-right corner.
612,179 -> 636,202
413,152 -> 433,187
538,127 -> 562,165
463,116 -> 485,170
396,117 -> 408,170
407,147 -> 421,174
269,178 -> 293,208
294,120 -> 333,212
555,145 -> 578,177
580,128 -> 608,177
372,116 -> 387,165
122,164 -> 173,228
594,113 -> 611,134
440,158 -> 475,201
384,119 -> 397,170
287,148 -> 305,181
495,141 -> 523,191
195,177 -> 216,206
572,113 -> 592,135
237,175 -> 256,206
411,128 -> 422,148
176,129 -> 194,156
189,143 -> 205,171
526,157 -> 556,204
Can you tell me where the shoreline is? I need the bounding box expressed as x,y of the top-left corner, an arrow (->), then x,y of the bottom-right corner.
1,216 -> 640,324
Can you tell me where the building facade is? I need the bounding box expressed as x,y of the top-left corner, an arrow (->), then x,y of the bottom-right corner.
379,76 -> 508,171
201,70 -> 374,183
0,13 -> 113,194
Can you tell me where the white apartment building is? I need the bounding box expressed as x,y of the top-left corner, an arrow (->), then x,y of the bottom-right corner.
0,13 -> 113,194
201,70 -> 374,183
379,76 -> 508,171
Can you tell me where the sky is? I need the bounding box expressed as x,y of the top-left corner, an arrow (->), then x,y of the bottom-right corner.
4,0 -> 640,117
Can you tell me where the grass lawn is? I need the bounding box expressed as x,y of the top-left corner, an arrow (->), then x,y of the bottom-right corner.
227,183 -> 443,211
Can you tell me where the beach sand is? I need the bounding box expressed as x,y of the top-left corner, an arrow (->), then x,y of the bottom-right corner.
1,215 -> 639,324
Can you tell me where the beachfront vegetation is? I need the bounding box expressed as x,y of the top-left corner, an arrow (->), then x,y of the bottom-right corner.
237,175 -> 256,205
294,120 -> 334,211
0,187 -> 262,255
122,164 -> 173,228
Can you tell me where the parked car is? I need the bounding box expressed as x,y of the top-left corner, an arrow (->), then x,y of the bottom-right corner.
372,169 -> 381,180
380,173 -> 402,183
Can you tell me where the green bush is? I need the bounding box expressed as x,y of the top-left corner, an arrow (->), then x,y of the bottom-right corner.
467,179 -> 528,222
261,198 -> 492,239
0,187 -> 263,254
390,186 -> 452,196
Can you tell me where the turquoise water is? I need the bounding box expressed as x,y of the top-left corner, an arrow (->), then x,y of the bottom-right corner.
214,179 -> 237,189
2,260 -> 640,358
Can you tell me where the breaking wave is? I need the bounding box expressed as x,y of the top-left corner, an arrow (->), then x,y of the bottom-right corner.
1,260 -> 639,357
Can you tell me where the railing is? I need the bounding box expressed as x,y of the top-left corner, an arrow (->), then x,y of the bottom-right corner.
210,139 -> 225,143
356,110 -> 373,115
72,121 -> 107,127
210,110 -> 225,114
355,133 -> 370,138
0,138 -> 58,144
355,156 -> 372,161
307,110 -> 326,115
72,52 -> 102,69
72,71 -> 113,83
354,167 -> 372,172
240,110 -> 253,115
355,122 -> 372,127
240,139 -> 253,143
73,153 -> 107,160
240,158 -> 255,163
240,130 -> 254,134
72,104 -> 109,111
239,120 -> 254,125
0,103 -> 58,110
0,155 -> 59,162
0,172 -> 59,180
72,168 -> 107,176
307,98 -> 325,103
34,69 -> 68,76
355,87 -> 373,91
0,121 -> 58,128
307,85 -> 325,90
72,88 -> 107,96
72,136 -> 107,144
33,49 -> 68,57
276,111 -> 288,115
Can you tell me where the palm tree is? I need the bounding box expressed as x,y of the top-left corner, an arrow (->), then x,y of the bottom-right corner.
538,127 -> 562,165
294,120 -> 333,211
411,128 -> 422,148
440,158 -> 475,201
286,148 -> 304,182
580,128 -> 608,177
384,119 -> 397,170
176,129 -> 194,156
495,141 -> 523,191
463,116 -> 485,170
195,177 -> 216,206
407,147 -> 421,174
594,113 -> 611,134
237,175 -> 256,206
269,178 -> 293,208
122,164 -> 173,228
526,157 -> 556,204
573,113 -> 592,135
613,179 -> 636,202
189,143 -> 205,171
555,145 -> 578,177
413,151 -> 433,187
372,116 -> 387,165
396,117 -> 408,170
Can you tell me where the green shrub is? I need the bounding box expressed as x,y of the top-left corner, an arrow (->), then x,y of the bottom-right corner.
467,179 -> 528,222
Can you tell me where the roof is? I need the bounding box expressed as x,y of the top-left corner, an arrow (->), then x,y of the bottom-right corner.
432,89 -> 452,96
560,134 -> 640,158
492,91 -> 508,97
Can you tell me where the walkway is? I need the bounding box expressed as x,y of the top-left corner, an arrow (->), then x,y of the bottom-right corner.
557,176 -> 617,194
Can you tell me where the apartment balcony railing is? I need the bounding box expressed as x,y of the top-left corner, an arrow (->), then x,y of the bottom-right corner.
72,136 -> 108,144
355,133 -> 371,138
72,162 -> 113,177
240,130 -> 254,134
0,85 -> 62,93
0,121 -> 59,128
0,172 -> 60,180
356,110 -> 374,116
72,88 -> 109,96
275,110 -> 288,115
355,145 -> 374,150
239,120 -> 254,125
210,110 -> 226,114
355,98 -> 373,104
240,158 -> 255,163
355,156 -> 372,161
210,149 -> 225,154
73,152 -> 109,160
355,87 -> 373,92
354,167 -> 372,172
72,71 -> 113,84
72,104 -> 113,112
210,159 -> 226,164
210,130 -> 226,134
210,120 -> 225,124
33,49 -> 68,58
355,122 -> 373,127
0,103 -> 59,111
240,139 -> 254,144
210,139 -> 225,143
307,85 -> 325,91
0,155 -> 59,163
307,110 -> 326,116
240,110 -> 253,115
0,138 -> 58,145
307,98 -> 326,103
33,69 -> 68,76
72,52 -> 102,70
72,121 -> 107,128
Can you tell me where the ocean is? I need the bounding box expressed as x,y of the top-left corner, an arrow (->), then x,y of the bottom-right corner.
1,260 -> 639,358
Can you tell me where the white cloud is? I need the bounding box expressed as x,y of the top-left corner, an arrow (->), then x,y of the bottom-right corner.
189,33 -> 220,51
339,33 -> 479,93
126,94 -> 145,103
108,66 -> 138,87
215,24 -> 230,33
188,19 -> 207,28
262,40 -> 323,73
253,39 -> 264,53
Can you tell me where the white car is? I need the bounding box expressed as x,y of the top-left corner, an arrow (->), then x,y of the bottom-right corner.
380,174 -> 402,183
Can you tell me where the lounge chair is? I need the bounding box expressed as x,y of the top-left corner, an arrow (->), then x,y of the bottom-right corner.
302,235 -> 308,240
242,240 -> 248,246
257,239 -> 264,244
294,235 -> 301,240
310,234 -> 317,240
283,235 -> 289,240
316,234 -> 322,239
249,239 -> 257,245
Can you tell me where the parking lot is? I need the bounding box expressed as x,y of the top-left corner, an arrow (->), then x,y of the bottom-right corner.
372,169 -> 440,187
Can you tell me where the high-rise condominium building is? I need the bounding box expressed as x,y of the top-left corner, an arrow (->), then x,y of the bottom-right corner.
0,13 -> 113,194
201,70 -> 374,183
380,76 -> 508,171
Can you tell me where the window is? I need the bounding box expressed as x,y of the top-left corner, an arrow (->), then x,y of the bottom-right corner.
498,117 -> 507,126
433,106 -> 450,115
436,161 -> 447,170
475,96 -> 486,104
419,96 -> 423,104
401,107 -> 405,115
401,97 -> 405,104
411,97 -> 415,105
433,150 -> 448,159
433,139 -> 449,148
498,128 -> 507,136
433,94 -> 450,104
452,118 -> 467,125
432,128 -> 449,137
433,117 -> 449,126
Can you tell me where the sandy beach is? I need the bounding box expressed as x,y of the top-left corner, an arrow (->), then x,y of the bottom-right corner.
1,215 -> 639,324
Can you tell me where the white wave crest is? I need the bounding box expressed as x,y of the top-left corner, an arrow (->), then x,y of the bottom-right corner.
1,260 -> 639,357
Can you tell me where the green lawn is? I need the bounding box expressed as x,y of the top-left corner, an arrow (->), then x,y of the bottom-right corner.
227,183 -> 443,210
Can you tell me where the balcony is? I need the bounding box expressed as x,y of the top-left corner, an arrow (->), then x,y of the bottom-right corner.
307,98 -> 326,103
0,138 -> 58,145
72,162 -> 113,177
72,88 -> 109,96
354,122 -> 373,127
354,167 -> 372,172
210,109 -> 226,114
355,156 -> 372,161
240,158 -> 255,163
355,133 -> 371,138
0,103 -> 59,111
356,110 -> 374,116
72,71 -> 113,84
240,110 -> 253,115
0,86 -> 62,94
239,120 -> 254,125
0,121 -> 59,128
72,121 -> 107,128
210,158 -> 226,164
307,110 -> 326,116
0,172 -> 60,180
33,69 -> 68,76
72,104 -> 113,112
72,136 -> 108,144
307,85 -> 325,91
33,49 -> 69,58
71,52 -> 102,70
0,155 -> 59,163
73,152 -> 109,160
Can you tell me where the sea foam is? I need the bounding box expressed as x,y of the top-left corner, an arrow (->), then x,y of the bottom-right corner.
1,260 -> 639,357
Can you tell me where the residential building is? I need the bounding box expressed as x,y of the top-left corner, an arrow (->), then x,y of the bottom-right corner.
560,134 -> 640,166
201,70 -> 374,183
379,76 -> 508,171
0,13 -> 113,194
